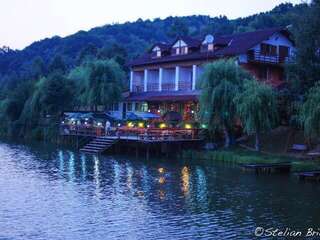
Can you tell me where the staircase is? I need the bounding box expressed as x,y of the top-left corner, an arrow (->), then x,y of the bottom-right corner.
80,137 -> 117,154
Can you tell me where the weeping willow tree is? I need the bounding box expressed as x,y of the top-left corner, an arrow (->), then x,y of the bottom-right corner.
199,59 -> 253,148
234,80 -> 278,151
300,82 -> 320,139
69,59 -> 124,111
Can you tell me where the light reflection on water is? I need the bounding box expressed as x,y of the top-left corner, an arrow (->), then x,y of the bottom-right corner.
0,141 -> 320,240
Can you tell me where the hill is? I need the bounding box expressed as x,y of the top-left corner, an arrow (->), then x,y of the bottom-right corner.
0,2 -> 308,85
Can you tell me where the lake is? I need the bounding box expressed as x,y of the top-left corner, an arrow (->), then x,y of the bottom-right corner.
1,141 -> 320,240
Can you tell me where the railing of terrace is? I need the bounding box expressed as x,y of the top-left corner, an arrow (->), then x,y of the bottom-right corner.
247,50 -> 289,64
60,124 -> 201,141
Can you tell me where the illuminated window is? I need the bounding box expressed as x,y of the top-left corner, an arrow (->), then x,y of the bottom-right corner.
208,43 -> 214,51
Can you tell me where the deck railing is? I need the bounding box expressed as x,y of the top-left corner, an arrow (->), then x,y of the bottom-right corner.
247,50 -> 290,64
60,124 -> 201,141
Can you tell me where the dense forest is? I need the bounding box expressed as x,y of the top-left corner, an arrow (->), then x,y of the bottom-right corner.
0,1 -> 319,145
0,2 -> 308,85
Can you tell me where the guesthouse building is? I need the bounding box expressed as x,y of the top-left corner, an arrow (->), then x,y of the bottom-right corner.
111,27 -> 295,125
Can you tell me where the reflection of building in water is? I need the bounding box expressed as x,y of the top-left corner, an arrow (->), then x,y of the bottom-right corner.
158,189 -> 165,200
113,161 -> 121,193
158,176 -> 165,184
126,163 -> 133,192
58,150 -> 64,172
181,166 -> 190,196
68,151 -> 75,182
93,155 -> 102,198
81,154 -> 87,180
195,167 -> 209,210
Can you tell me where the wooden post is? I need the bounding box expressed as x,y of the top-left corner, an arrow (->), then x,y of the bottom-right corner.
146,145 -> 150,160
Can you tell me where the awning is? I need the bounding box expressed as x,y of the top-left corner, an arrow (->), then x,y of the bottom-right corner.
125,90 -> 200,102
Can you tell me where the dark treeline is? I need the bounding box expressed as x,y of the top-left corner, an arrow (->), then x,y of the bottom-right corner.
0,2 -> 308,83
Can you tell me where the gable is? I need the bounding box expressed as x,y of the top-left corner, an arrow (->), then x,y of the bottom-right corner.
173,40 -> 187,48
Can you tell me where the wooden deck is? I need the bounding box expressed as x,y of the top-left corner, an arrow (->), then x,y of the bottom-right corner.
60,126 -> 203,143
60,126 -> 204,157
241,162 -> 292,174
296,171 -> 320,181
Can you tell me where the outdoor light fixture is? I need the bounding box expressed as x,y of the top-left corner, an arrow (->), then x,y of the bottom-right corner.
97,122 -> 102,126
148,109 -> 151,113
84,121 -> 88,125
157,110 -> 161,113
117,123 -> 121,127
127,122 -> 134,128
185,124 -> 192,129
138,122 -> 144,128
61,121 -> 65,124
159,123 -> 166,129
191,110 -> 195,114
201,124 -> 208,129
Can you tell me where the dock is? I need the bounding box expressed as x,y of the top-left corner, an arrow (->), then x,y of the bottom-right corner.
296,171 -> 320,182
241,162 -> 292,174
60,127 -> 204,157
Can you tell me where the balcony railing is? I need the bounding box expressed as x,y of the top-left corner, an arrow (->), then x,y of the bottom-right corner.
161,83 -> 176,91
132,85 -> 144,93
247,50 -> 290,65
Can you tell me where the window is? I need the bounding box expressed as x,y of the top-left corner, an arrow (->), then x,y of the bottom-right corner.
208,43 -> 214,51
181,47 -> 188,54
113,103 -> 119,111
127,103 -> 132,111
175,48 -> 180,55
152,46 -> 161,58
261,43 -> 277,56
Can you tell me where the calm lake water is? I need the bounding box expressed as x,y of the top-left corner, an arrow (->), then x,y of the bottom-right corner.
1,141 -> 320,240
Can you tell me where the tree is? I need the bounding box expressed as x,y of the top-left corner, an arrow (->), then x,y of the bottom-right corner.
287,0 -> 320,94
234,80 -> 278,151
48,55 -> 67,74
300,82 -> 320,139
199,59 -> 252,148
40,73 -> 75,115
71,60 -> 124,111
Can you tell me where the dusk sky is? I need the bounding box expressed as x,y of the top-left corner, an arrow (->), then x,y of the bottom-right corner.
1,0 -> 303,50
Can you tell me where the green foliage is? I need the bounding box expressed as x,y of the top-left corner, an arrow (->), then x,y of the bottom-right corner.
40,73 -> 75,115
235,80 -> 278,135
199,59 -> 252,147
0,3 -> 308,83
300,82 -> 320,138
235,80 -> 278,150
69,59 -> 124,110
287,0 -> 320,94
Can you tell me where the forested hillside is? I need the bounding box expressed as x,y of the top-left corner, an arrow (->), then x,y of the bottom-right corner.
0,2 -> 308,85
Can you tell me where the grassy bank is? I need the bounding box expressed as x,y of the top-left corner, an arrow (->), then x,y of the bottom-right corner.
183,148 -> 320,172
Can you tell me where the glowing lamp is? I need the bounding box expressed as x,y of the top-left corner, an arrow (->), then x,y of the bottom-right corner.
138,122 -> 144,128
157,110 -> 161,113
159,123 -> 166,129
127,122 -> 134,128
158,167 -> 165,174
147,124 -> 150,128
117,123 -> 121,127
201,124 -> 208,129
185,124 -> 192,129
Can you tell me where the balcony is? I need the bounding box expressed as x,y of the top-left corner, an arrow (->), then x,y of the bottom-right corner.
247,50 -> 290,65
132,85 -> 144,93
